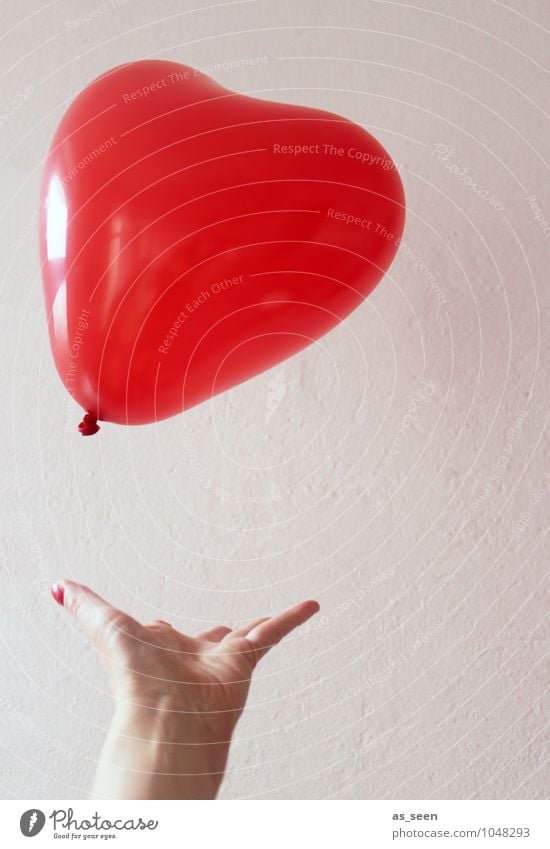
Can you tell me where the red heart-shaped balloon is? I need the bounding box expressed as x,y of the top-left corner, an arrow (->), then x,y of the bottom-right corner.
39,60 -> 404,432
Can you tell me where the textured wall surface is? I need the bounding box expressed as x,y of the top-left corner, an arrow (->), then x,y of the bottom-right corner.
1,0 -> 548,799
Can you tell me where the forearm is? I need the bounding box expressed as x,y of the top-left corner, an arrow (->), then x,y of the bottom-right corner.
91,700 -> 230,800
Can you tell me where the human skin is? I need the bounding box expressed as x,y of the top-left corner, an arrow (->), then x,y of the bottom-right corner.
50,580 -> 319,799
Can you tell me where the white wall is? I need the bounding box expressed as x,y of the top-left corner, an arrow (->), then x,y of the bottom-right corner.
1,0 -> 548,799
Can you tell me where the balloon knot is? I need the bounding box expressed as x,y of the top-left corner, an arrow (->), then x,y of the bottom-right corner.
78,413 -> 100,436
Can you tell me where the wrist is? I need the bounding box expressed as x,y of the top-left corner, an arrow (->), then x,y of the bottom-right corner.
92,698 -> 230,800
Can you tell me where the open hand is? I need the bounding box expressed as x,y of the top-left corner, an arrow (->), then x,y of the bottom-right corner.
51,581 -> 319,799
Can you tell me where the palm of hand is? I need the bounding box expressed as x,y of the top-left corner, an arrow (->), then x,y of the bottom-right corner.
106,622 -> 260,732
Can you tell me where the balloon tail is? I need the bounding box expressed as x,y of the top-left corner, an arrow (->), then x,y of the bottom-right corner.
78,413 -> 100,436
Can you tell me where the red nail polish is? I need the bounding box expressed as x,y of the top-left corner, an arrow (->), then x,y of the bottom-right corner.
50,583 -> 65,606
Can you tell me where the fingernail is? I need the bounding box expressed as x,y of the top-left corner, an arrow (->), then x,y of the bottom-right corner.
50,583 -> 65,606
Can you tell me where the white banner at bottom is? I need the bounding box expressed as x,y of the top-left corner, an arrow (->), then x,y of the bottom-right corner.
2,799 -> 548,848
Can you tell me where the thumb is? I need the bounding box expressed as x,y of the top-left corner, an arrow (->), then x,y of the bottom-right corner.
51,580 -> 136,645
